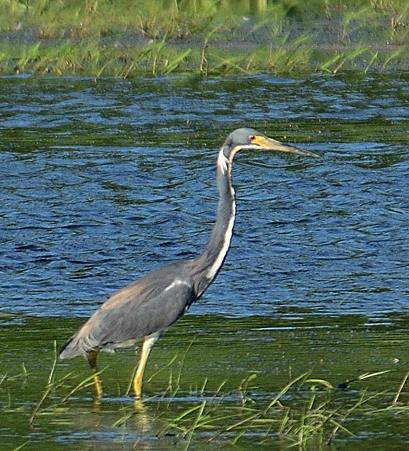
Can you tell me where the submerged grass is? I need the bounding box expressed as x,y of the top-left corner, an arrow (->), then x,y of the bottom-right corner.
135,371 -> 390,448
5,342 -> 404,449
0,0 -> 408,76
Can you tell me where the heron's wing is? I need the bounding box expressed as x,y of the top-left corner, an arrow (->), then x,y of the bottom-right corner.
62,262 -> 196,356
94,277 -> 195,346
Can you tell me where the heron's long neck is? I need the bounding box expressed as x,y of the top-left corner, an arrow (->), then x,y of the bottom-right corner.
192,148 -> 236,297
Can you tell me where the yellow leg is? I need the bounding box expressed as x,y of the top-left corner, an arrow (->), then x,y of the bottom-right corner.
133,332 -> 160,398
87,350 -> 103,398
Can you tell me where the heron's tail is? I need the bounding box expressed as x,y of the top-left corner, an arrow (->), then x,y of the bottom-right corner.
59,328 -> 99,359
59,335 -> 81,359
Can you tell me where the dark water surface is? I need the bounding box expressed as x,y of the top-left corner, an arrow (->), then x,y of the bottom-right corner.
1,75 -> 409,449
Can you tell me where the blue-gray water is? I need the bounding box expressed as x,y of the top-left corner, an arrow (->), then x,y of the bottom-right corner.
0,74 -> 409,450
1,75 -> 408,321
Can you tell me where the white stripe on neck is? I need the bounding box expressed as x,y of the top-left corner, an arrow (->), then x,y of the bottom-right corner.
206,154 -> 236,281
217,148 -> 229,174
206,203 -> 235,280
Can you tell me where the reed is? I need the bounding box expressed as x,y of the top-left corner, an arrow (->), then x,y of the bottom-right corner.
2,338 -> 406,449
0,0 -> 407,76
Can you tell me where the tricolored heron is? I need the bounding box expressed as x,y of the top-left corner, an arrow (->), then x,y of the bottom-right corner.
59,128 -> 317,398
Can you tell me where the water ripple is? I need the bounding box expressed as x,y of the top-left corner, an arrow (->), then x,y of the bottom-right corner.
0,75 -> 408,322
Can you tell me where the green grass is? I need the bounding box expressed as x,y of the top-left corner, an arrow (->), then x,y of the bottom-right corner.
0,0 -> 408,76
4,342 -> 402,449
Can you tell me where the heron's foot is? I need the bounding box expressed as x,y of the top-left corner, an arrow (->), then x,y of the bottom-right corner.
133,398 -> 145,411
133,373 -> 143,399
86,351 -> 103,398
93,371 -> 104,398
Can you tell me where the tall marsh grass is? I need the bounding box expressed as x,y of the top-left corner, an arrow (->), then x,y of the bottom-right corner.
0,0 -> 408,76
1,336 -> 408,449
7,343 -> 402,449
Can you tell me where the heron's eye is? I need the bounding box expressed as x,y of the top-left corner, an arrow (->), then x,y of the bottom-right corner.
249,135 -> 256,142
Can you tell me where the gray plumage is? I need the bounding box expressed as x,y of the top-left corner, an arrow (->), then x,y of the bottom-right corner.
60,261 -> 196,357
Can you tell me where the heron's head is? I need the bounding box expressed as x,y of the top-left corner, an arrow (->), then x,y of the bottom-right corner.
221,127 -> 318,163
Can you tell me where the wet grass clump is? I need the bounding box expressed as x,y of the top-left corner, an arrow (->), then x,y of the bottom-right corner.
0,0 -> 408,76
3,343 -> 403,450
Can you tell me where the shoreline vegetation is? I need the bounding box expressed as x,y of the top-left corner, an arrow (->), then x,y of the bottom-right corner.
7,341 -> 409,449
0,0 -> 408,77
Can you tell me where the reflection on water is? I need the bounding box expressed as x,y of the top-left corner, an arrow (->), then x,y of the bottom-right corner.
0,74 -> 408,449
1,312 -> 408,449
